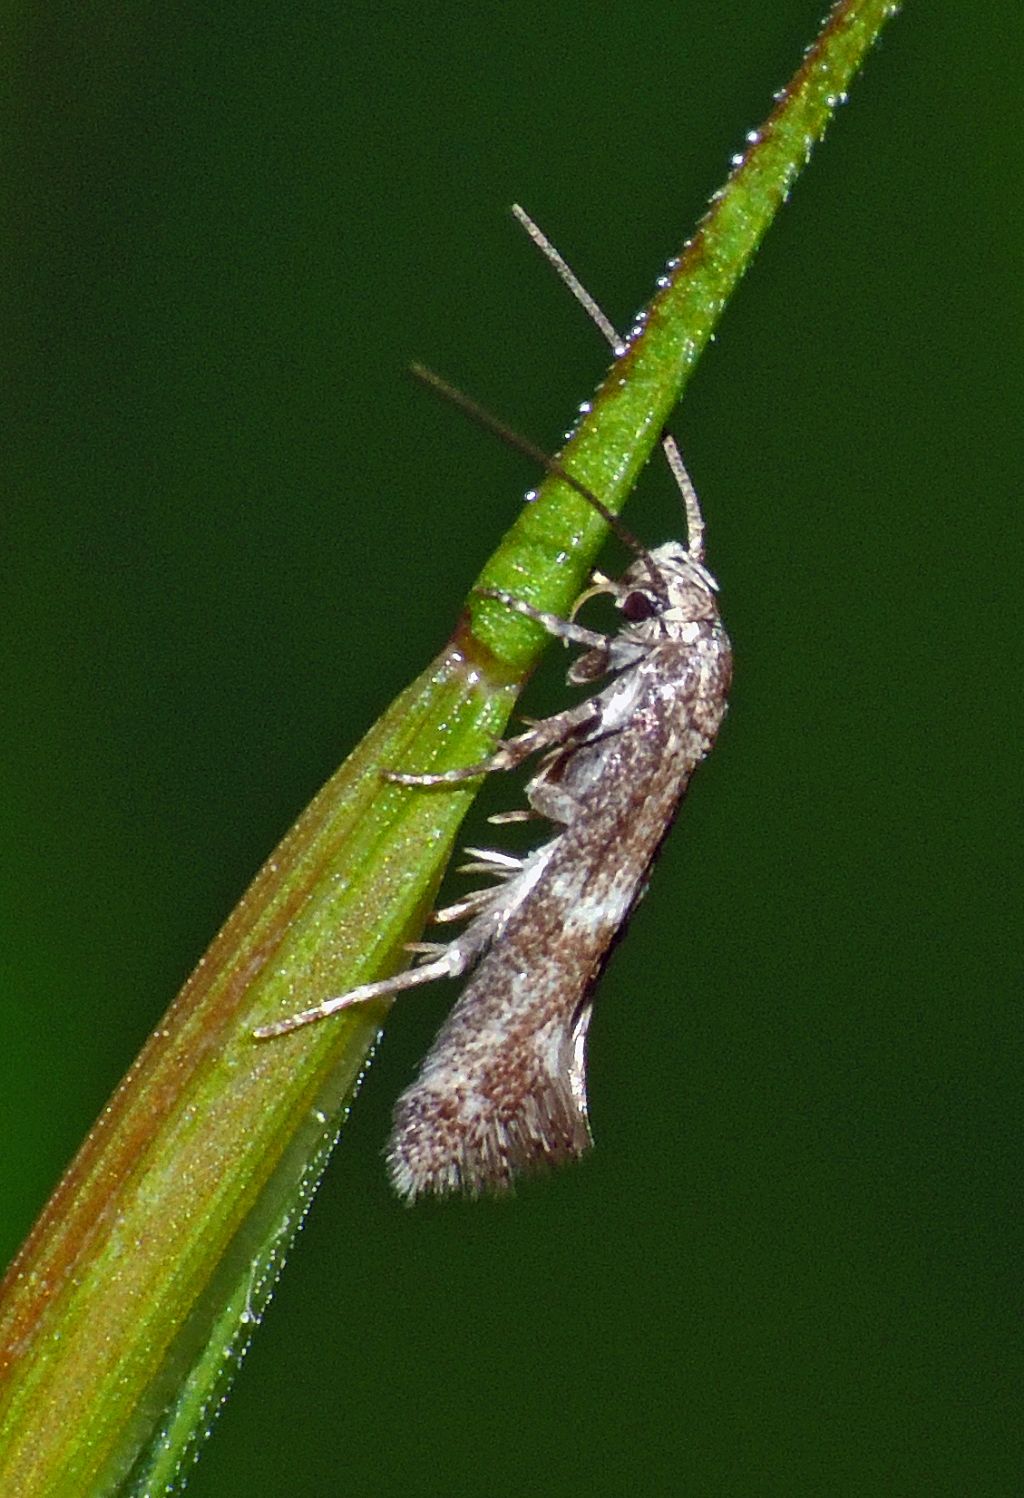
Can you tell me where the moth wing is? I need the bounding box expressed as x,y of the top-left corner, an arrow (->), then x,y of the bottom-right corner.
385,864 -> 625,1201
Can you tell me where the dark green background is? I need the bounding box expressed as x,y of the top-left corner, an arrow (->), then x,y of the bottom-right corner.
3,4 -> 1018,1494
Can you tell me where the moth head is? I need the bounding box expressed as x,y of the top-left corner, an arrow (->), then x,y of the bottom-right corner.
566,543 -> 719,682
616,542 -> 720,633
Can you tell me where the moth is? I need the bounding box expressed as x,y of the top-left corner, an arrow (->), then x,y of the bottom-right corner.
256,209 -> 732,1200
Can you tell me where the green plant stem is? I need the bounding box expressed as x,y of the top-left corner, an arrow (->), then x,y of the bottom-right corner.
0,3 -> 898,1493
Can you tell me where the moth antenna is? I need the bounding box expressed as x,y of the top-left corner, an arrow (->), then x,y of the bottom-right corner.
409,362 -> 665,591
510,203 -> 619,348
660,433 -> 705,564
511,204 -> 707,563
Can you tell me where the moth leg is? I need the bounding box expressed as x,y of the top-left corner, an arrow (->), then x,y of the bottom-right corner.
385,580 -> 608,788
424,846 -> 530,925
255,842 -> 527,1037
475,587 -> 609,650
253,946 -> 471,1039
432,887 -> 508,924
520,742 -> 597,825
525,780 -> 583,825
385,699 -> 601,787
457,847 -> 525,877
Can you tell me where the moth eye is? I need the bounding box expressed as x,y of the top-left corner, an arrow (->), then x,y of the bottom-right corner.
621,590 -> 658,622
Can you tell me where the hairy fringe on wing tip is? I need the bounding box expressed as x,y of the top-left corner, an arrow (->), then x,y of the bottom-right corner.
385,1079 -> 593,1201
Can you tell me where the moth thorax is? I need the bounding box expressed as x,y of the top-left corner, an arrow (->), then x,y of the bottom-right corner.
659,574 -> 719,626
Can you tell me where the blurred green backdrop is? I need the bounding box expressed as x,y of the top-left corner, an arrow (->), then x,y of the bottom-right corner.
3,3 -> 1019,1494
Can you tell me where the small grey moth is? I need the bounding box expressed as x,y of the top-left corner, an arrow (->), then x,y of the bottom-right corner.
255,210 -> 732,1201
